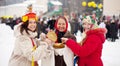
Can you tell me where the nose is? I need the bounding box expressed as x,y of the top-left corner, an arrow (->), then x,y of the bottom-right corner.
31,22 -> 36,25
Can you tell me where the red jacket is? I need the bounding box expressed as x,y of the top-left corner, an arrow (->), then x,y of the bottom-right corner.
66,28 -> 107,66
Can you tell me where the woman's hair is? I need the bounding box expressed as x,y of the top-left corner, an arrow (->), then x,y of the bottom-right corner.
20,20 -> 37,35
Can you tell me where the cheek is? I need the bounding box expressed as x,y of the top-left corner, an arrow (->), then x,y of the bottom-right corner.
83,24 -> 91,29
57,25 -> 66,31
27,24 -> 31,29
34,24 -> 37,27
28,23 -> 37,30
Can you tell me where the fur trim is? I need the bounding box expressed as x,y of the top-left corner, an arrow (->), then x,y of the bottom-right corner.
86,28 -> 107,35
79,28 -> 107,45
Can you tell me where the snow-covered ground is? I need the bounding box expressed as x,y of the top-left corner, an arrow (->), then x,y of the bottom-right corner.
0,23 -> 120,66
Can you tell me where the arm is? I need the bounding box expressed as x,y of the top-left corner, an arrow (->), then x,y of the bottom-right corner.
18,36 -> 51,61
66,35 -> 101,57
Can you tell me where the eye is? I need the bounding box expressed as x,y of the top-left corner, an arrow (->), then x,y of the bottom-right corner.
29,21 -> 32,24
83,23 -> 86,25
29,21 -> 36,24
62,23 -> 65,25
58,23 -> 61,25
33,21 -> 36,24
88,23 -> 92,25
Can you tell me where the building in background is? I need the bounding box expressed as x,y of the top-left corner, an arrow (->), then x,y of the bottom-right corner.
1,0 -> 119,18
0,0 -> 26,6
46,0 -> 62,16
103,0 -> 120,16
0,0 -> 48,17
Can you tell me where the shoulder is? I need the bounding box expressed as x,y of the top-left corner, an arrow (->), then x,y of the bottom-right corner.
87,34 -> 100,39
86,34 -> 104,45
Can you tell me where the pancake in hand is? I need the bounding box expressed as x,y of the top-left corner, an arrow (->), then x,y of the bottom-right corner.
46,31 -> 57,42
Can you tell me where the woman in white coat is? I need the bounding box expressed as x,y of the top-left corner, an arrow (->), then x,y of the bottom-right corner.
8,12 -> 51,66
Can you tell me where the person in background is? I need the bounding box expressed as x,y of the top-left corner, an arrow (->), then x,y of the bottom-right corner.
105,20 -> 111,40
8,12 -> 52,66
62,16 -> 107,66
99,19 -> 106,28
109,19 -> 118,42
37,17 -> 48,38
47,15 -> 56,30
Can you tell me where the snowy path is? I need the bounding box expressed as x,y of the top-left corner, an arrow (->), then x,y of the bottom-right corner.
0,24 -> 120,66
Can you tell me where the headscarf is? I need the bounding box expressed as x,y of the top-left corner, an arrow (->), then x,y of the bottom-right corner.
54,16 -> 68,32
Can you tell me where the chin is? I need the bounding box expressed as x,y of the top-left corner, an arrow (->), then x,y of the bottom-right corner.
59,30 -> 65,32
29,29 -> 36,32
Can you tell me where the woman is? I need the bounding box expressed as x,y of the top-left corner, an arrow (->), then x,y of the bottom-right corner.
62,16 -> 107,66
54,16 -> 74,66
40,16 -> 76,66
8,12 -> 51,66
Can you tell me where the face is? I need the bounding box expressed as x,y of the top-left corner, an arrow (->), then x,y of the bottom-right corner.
27,19 -> 37,32
57,18 -> 66,32
82,22 -> 92,32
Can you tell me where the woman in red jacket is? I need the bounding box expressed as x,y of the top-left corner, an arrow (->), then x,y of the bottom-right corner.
62,16 -> 107,66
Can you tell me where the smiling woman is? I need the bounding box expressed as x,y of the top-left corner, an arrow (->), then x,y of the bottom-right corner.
61,15 -> 107,66
20,12 -> 38,35
53,16 -> 74,66
8,12 -> 51,66
27,19 -> 37,32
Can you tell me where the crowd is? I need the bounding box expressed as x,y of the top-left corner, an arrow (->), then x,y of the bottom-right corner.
0,13 -> 120,42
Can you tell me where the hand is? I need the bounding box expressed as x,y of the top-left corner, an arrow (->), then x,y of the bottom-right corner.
47,29 -> 54,32
40,33 -> 46,41
46,28 -> 50,32
45,38 -> 53,45
61,37 -> 68,43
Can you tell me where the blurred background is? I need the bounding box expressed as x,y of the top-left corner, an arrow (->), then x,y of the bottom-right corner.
0,0 -> 120,18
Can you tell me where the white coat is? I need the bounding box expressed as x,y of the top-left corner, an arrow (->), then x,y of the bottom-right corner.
8,23 -> 51,66
41,45 -> 74,66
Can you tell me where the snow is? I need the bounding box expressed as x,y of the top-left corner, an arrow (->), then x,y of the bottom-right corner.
0,24 -> 15,66
0,23 -> 120,66
102,40 -> 120,66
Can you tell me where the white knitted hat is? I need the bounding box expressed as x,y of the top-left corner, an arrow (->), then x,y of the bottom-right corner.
82,16 -> 99,29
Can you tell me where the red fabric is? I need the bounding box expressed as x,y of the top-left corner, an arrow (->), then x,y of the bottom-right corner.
30,38 -> 38,66
30,38 -> 35,46
25,13 -> 36,19
25,12 -> 37,21
66,28 -> 107,66
54,16 -> 68,32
